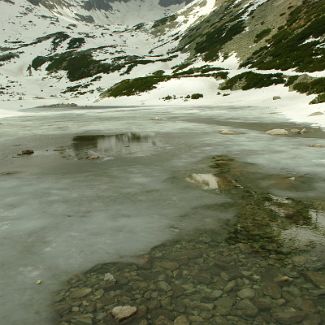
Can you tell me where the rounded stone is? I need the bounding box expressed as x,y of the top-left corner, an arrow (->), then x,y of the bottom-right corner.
111,305 -> 137,321
237,288 -> 255,299
174,315 -> 189,325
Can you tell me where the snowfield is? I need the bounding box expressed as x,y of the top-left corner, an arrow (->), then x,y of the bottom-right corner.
0,0 -> 324,127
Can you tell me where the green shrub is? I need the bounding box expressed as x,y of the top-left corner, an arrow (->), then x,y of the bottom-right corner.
310,93 -> 325,104
293,78 -> 325,95
51,32 -> 70,51
174,65 -> 225,76
101,75 -> 169,97
220,72 -> 285,90
243,1 -> 325,72
173,62 -> 192,73
293,82 -> 311,94
152,14 -> 177,29
285,75 -> 299,86
0,52 -> 19,62
32,56 -> 48,70
152,70 -> 165,76
196,19 -> 246,61
191,93 -> 203,99
45,51 -> 124,81
67,37 -> 85,50
254,28 -> 272,43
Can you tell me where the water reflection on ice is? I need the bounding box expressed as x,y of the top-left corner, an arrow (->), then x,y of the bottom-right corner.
72,133 -> 157,159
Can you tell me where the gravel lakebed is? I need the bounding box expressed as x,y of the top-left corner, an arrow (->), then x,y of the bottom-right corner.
54,156 -> 325,325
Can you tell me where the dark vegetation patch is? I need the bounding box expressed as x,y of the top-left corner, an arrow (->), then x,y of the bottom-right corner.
190,93 -> 203,99
119,55 -> 178,76
31,49 -> 179,82
0,52 -> 19,62
67,37 -> 86,50
254,28 -> 272,43
121,59 -> 153,75
291,77 -> 325,104
285,75 -> 300,87
51,32 -> 70,51
243,0 -> 325,72
101,69 -> 228,98
152,70 -> 165,77
310,93 -> 325,104
5,32 -> 70,51
172,61 -> 192,73
195,18 -> 245,61
32,50 -> 125,81
101,75 -> 170,97
152,14 -> 177,29
179,1 -> 246,61
220,72 -> 285,91
173,65 -> 225,76
63,83 -> 91,94
133,23 -> 145,31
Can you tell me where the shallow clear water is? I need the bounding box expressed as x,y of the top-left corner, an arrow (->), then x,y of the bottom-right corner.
0,105 -> 324,324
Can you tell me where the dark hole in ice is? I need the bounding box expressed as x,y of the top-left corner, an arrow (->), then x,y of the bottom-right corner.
72,133 -> 157,159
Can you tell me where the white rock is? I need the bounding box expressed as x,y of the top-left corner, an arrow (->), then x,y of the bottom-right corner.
111,306 -> 137,321
186,174 -> 219,190
70,288 -> 92,299
104,272 -> 116,282
290,128 -> 301,134
300,128 -> 307,134
219,129 -> 239,135
266,129 -> 289,136
87,155 -> 100,160
309,144 -> 325,148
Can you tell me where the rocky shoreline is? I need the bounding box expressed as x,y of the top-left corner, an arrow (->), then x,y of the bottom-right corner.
53,156 -> 325,325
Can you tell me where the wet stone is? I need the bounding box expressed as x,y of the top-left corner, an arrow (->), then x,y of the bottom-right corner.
223,280 -> 236,293
154,315 -> 173,325
263,283 -> 282,299
70,288 -> 92,299
254,297 -> 273,311
157,281 -> 171,292
71,315 -> 93,325
111,305 -> 137,321
173,315 -> 189,325
103,273 -> 115,282
215,296 -> 233,315
273,310 -> 306,324
305,271 -> 325,289
210,289 -> 223,298
236,299 -> 258,317
237,288 -> 255,299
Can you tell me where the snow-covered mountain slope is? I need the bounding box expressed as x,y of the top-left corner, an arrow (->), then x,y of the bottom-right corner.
0,0 -> 216,105
25,0 -> 194,24
0,0 -> 324,127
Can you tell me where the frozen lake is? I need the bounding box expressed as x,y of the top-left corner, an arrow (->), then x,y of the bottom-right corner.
0,105 -> 325,324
